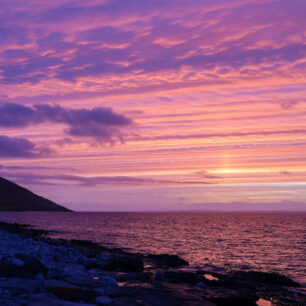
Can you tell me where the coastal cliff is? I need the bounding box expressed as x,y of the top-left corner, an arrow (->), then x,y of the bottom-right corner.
0,177 -> 71,211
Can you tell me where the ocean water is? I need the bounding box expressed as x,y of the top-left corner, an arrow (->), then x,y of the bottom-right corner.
0,212 -> 305,285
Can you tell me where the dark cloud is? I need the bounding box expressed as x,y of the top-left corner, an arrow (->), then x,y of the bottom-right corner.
0,135 -> 53,158
0,103 -> 133,143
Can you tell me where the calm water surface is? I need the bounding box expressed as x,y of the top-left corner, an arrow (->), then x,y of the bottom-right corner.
0,212 -> 305,285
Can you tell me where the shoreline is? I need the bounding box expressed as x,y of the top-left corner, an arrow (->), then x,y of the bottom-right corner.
0,221 -> 305,305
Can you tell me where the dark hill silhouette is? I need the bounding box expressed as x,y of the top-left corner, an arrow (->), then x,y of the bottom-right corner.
0,177 -> 71,211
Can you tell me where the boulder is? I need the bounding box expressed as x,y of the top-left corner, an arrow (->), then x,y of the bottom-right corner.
15,253 -> 48,276
46,287 -> 98,303
0,254 -> 47,279
206,287 -> 258,306
222,271 -> 301,288
102,255 -> 144,272
164,271 -> 206,285
147,253 -> 189,268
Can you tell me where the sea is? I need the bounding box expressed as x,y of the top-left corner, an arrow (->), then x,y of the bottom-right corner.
0,212 -> 305,285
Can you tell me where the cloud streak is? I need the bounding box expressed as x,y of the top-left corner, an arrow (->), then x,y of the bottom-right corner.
0,172 -> 211,187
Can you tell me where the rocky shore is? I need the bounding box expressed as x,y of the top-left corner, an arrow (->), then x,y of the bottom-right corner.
0,221 -> 304,305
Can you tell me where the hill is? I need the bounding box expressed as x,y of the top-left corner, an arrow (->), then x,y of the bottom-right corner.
0,177 -> 71,211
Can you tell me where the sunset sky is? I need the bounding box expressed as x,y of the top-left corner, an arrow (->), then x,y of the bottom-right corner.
0,0 -> 305,211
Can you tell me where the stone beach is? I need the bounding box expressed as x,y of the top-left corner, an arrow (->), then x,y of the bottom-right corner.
0,221 -> 304,305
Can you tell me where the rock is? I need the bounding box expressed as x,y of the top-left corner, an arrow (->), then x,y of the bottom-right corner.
155,271 -> 164,281
15,253 -> 48,276
164,271 -> 206,285
100,254 -> 109,261
102,255 -> 144,272
95,296 -> 112,305
46,287 -> 98,303
84,257 -> 100,269
43,279 -> 79,289
11,258 -> 24,267
197,281 -> 208,287
100,275 -> 118,287
206,287 -> 258,306
78,255 -> 88,265
221,271 -> 301,288
0,256 -> 32,278
27,292 -> 95,306
147,253 -> 189,268
0,277 -> 40,295
35,273 -> 45,281
115,271 -> 153,285
64,271 -> 106,288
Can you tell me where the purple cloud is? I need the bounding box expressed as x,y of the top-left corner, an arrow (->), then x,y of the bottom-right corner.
78,26 -> 134,44
0,135 -> 53,158
0,103 -> 133,143
1,0 -> 305,86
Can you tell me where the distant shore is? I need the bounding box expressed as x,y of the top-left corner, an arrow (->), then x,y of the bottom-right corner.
0,221 -> 305,305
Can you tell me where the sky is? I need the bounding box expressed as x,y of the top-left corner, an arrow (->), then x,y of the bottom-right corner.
0,0 -> 305,211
